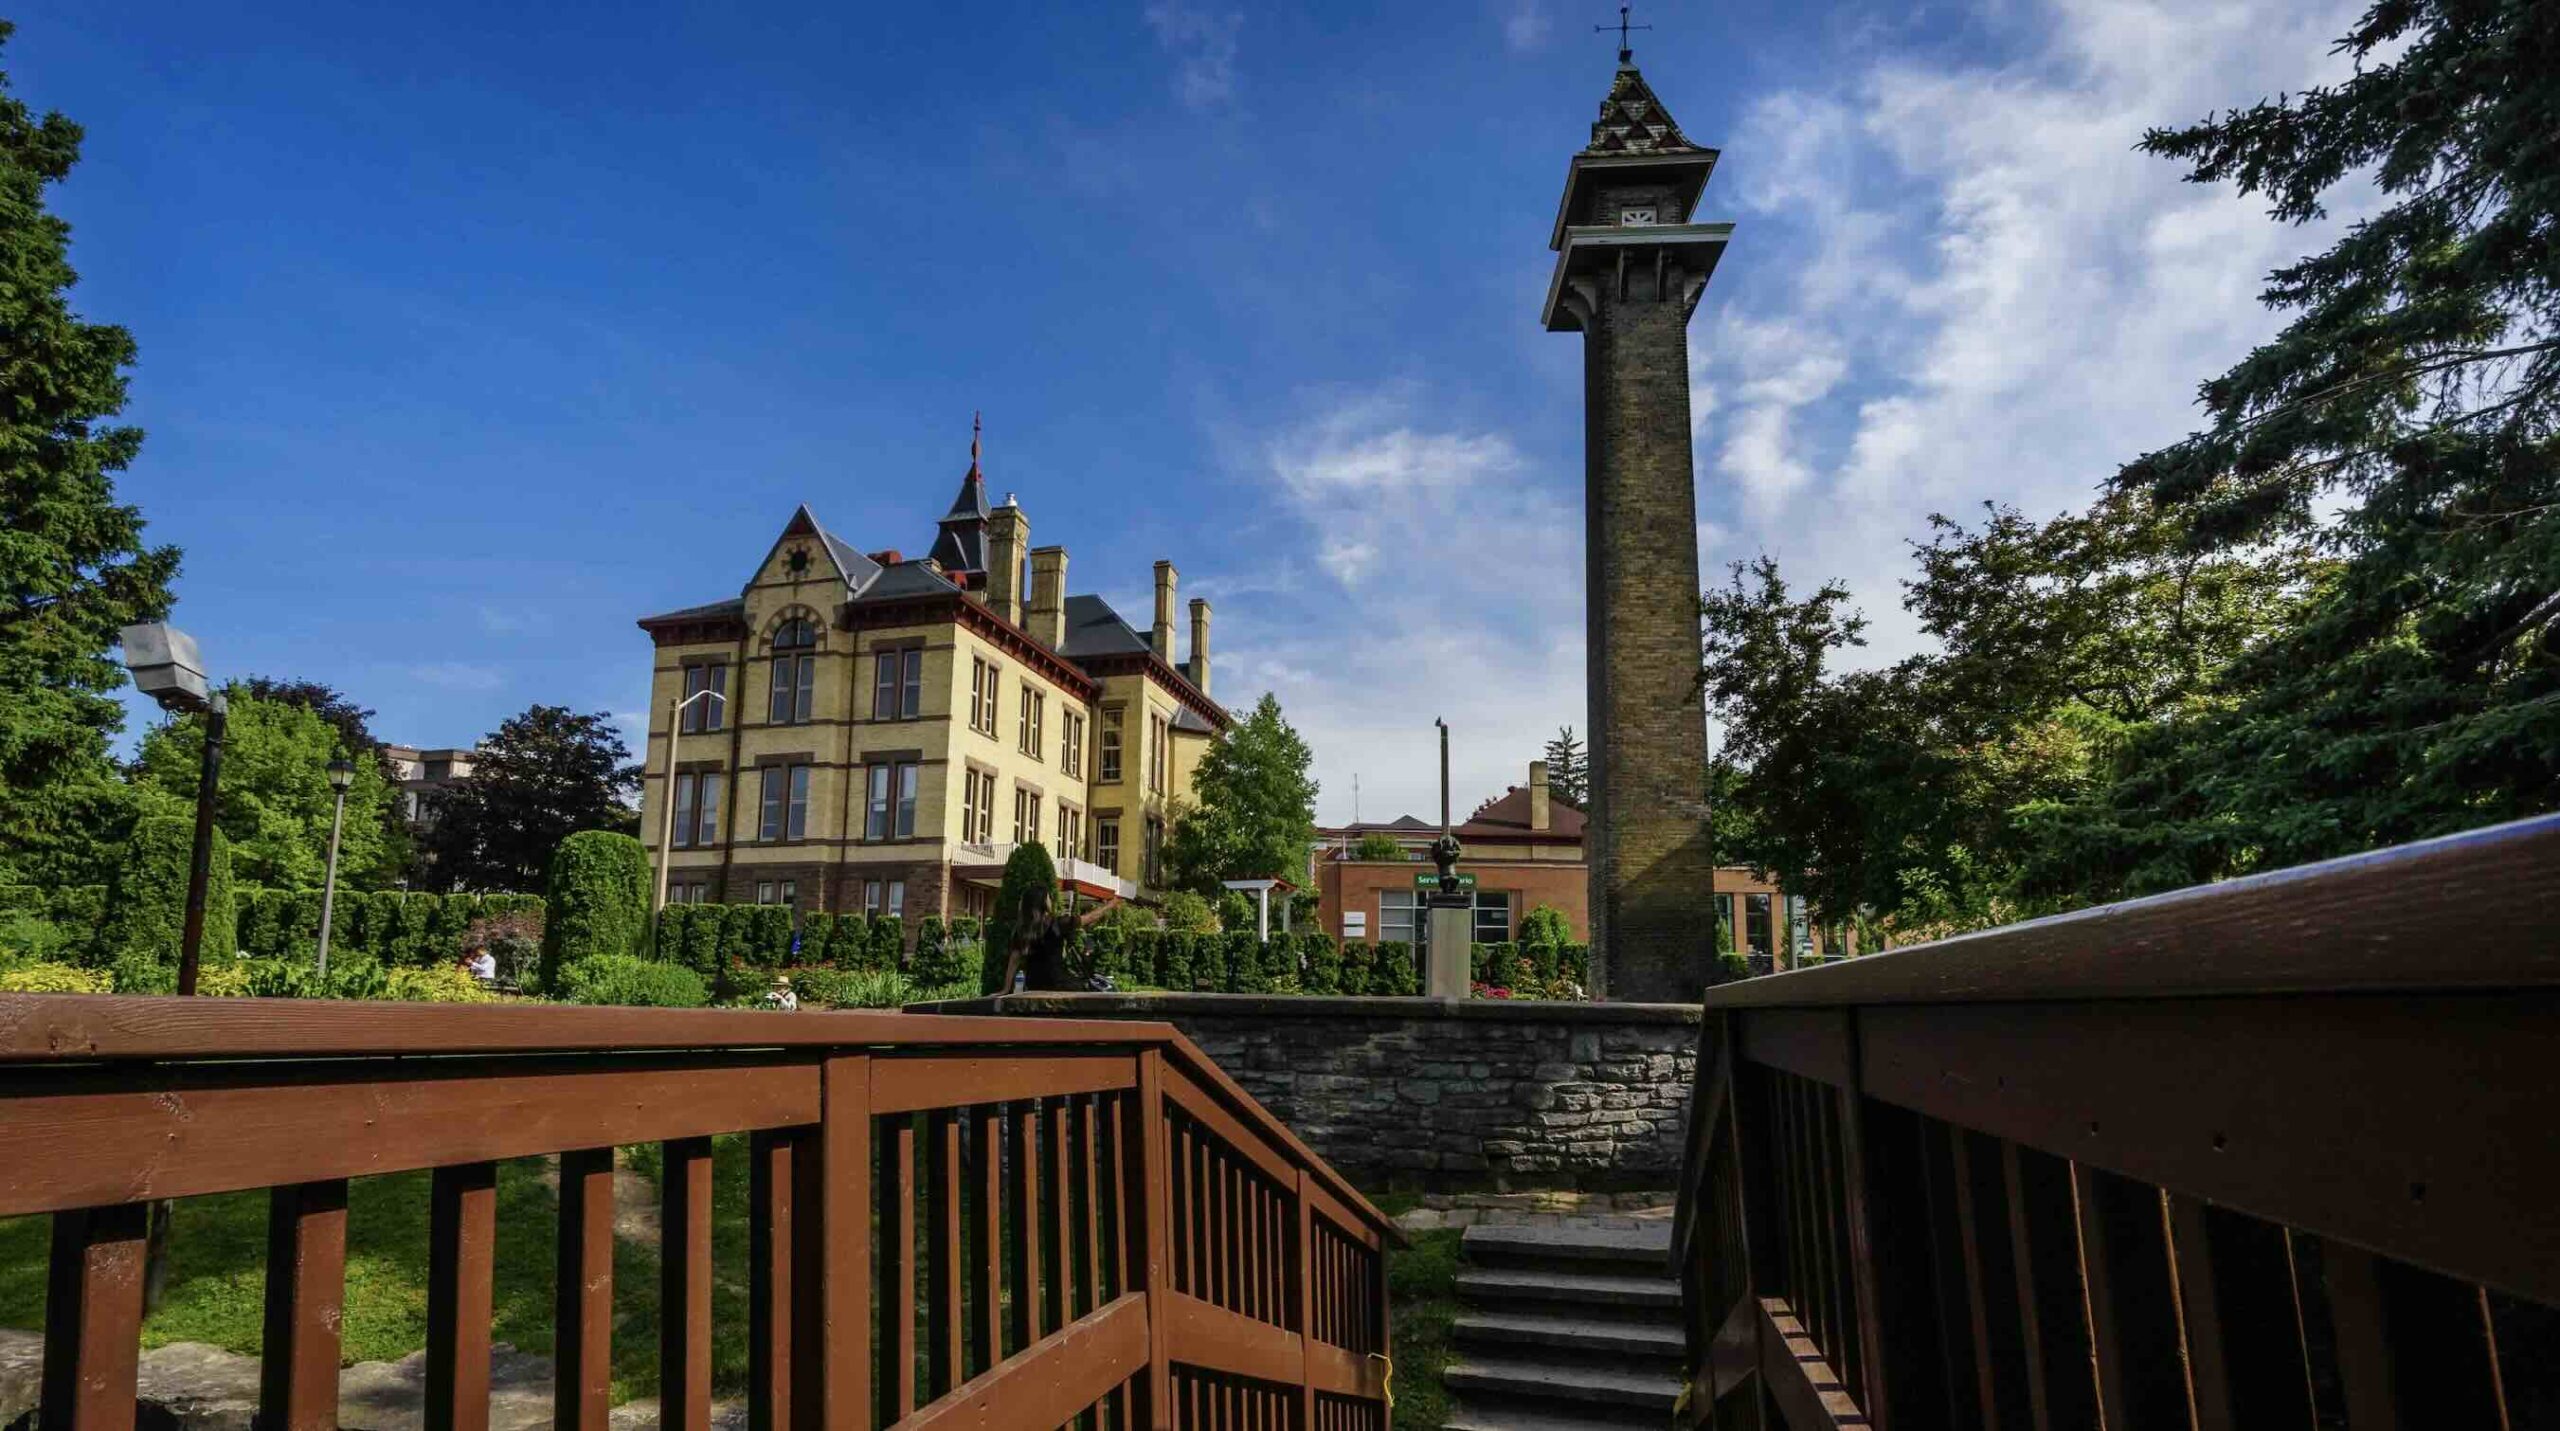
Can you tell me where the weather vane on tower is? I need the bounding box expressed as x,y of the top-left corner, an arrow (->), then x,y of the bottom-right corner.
1597,4 -> 1652,64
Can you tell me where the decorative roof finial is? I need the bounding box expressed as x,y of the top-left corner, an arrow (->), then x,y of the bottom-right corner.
969,411 -> 982,477
1596,3 -> 1650,65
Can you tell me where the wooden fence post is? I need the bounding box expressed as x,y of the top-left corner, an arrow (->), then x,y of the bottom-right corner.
1137,1050 -> 1175,1430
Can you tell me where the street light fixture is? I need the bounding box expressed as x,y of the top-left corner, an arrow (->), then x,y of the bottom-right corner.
315,756 -> 356,980
119,621 -> 224,997
654,687 -> 726,914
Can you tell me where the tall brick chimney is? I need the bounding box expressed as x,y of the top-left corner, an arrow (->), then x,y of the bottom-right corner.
1187,598 -> 1212,695
987,498 -> 1027,626
1028,545 -> 1067,648
1529,759 -> 1551,832
1151,561 -> 1177,660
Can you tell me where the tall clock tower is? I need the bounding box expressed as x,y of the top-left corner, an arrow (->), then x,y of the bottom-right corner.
1543,51 -> 1730,1002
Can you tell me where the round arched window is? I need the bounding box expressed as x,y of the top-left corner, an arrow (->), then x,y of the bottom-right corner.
768,617 -> 818,723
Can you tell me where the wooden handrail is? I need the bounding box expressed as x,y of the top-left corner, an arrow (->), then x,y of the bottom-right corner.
0,995 -> 1397,1431
1671,818 -> 2560,1429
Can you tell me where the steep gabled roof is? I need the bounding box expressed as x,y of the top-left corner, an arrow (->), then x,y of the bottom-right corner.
1057,593 -> 1152,659
929,419 -> 993,574
847,559 -> 964,605
1583,64 -> 1702,156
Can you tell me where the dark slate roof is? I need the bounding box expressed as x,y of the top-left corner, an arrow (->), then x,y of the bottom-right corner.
1057,594 -> 1152,658
638,596 -> 747,625
1584,64 -> 1702,156
848,560 -> 963,604
816,524 -> 882,592
1171,706 -> 1216,735
930,463 -> 992,574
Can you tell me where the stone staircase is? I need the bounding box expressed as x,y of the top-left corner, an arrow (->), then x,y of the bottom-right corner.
1442,1222 -> 1685,1430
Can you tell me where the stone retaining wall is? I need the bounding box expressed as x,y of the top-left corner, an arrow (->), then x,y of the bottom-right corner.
912,994 -> 1702,1192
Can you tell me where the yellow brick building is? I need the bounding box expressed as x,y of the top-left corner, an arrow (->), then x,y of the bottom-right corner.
636,433 -> 1226,921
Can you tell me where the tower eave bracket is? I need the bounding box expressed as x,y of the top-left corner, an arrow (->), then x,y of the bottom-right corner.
1540,224 -> 1734,332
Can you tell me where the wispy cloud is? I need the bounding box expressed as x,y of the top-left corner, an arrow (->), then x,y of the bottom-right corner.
1500,0 -> 1550,52
1210,391 -> 1583,824
475,603 -> 548,636
408,661 -> 505,692
1144,0 -> 1243,110
1691,0 -> 2369,664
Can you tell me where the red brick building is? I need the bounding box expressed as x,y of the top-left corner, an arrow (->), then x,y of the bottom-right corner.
1312,761 -> 1847,967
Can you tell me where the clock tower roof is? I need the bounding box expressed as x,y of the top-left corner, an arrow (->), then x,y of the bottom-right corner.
1548,61 -> 1720,251
1582,63 -> 1702,157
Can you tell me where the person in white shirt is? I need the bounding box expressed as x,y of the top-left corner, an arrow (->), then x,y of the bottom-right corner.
465,946 -> 498,984
767,976 -> 797,1012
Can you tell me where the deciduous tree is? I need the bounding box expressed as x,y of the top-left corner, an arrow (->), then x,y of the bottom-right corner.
417,705 -> 638,892
1163,693 -> 1319,895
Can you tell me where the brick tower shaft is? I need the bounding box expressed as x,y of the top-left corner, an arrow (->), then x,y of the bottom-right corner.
1542,58 -> 1732,1002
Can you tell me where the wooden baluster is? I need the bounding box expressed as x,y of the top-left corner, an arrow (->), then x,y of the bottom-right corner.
890,1115 -> 918,1423
2322,1242 -> 2400,1431
1950,1131 -> 2025,1431
427,1161 -> 498,1431
1048,1097 -> 1074,1327
1110,1094 -> 1136,1298
261,1179 -> 349,1431
41,1202 -> 149,1431
555,1147 -> 616,1431
1137,1052 -> 1176,1431
1078,1097 -> 1103,1320
751,1130 -> 795,1431
930,1110 -> 963,1399
1171,1119 -> 1193,1298
1009,1098 -> 1041,1352
661,1138 -> 714,1431
793,1055 -> 871,1431
1915,1122 -> 1983,1431
2070,1165 -> 2184,1431
970,1105 -> 1002,1377
1295,1172 -> 1317,1430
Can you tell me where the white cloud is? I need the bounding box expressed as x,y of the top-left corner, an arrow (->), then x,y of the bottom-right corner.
1692,0 -> 2369,662
1213,395 -> 1585,824
1501,0 -> 1550,52
1144,1 -> 1242,110
408,661 -> 504,692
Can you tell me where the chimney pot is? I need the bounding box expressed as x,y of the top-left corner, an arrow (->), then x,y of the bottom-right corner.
1151,561 -> 1178,661
987,504 -> 1029,626
1188,597 -> 1212,695
1028,545 -> 1068,649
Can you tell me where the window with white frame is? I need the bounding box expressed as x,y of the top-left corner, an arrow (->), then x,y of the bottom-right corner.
865,761 -> 918,840
1060,710 -> 1084,777
1098,707 -> 1123,782
682,663 -> 727,732
969,657 -> 1000,737
759,765 -> 810,841
768,619 -> 817,724
1096,815 -> 1120,873
670,771 -> 724,847
1012,786 -> 1042,845
1019,686 -> 1044,759
1379,890 -> 1418,945
872,645 -> 923,721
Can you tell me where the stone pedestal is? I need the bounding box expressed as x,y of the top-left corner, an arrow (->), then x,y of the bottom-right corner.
1426,899 -> 1475,997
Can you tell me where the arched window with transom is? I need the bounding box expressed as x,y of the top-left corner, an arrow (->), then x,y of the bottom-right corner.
767,617 -> 818,724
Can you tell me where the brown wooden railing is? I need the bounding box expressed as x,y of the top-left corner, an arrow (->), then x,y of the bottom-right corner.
1671,814 -> 2560,1429
0,998 -> 1395,1431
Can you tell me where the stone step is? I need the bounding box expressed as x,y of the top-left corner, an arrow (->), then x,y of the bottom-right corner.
1454,1266 -> 1682,1313
1460,1222 -> 1672,1274
1443,1358 -> 1684,1415
1454,1311 -> 1685,1362
1443,1400 -> 1672,1431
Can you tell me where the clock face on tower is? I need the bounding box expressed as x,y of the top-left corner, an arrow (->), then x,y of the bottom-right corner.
1619,207 -> 1658,227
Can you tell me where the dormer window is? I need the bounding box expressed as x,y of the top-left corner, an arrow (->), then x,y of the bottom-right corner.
1619,206 -> 1658,226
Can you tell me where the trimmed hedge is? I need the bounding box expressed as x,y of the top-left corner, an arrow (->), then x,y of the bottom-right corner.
540,831 -> 652,989
229,888 -> 546,968
100,815 -> 235,980
559,954 -> 710,1008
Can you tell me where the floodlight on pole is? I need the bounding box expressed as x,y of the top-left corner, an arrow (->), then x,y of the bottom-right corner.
118,621 -> 222,996
316,757 -> 356,980
654,687 -> 726,915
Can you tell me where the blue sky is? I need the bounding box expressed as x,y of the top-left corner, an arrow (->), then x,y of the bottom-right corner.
22,0 -> 2359,822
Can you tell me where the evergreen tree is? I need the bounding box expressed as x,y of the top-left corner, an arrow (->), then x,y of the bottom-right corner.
417,706 -> 638,892
2069,0 -> 2560,891
1541,726 -> 1589,809
0,26 -> 178,887
1162,693 -> 1319,895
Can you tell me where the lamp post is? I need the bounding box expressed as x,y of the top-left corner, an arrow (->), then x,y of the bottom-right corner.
315,757 -> 355,979
119,622 -> 222,996
654,687 -> 726,914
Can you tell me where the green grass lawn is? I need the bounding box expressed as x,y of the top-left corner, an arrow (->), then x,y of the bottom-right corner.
1,1147 -> 1447,1421
0,1147 -> 754,1405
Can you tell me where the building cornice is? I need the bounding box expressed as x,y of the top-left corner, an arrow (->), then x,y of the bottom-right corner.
842,592 -> 1101,703
1072,650 -> 1231,731
1541,222 -> 1733,333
